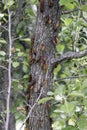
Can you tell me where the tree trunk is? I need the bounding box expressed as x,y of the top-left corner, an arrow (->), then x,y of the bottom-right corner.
26,0 -> 61,130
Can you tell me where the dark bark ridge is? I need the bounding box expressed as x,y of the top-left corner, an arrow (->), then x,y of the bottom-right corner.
26,0 -> 61,130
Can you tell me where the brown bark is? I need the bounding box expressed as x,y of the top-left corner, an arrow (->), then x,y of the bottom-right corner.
26,0 -> 61,130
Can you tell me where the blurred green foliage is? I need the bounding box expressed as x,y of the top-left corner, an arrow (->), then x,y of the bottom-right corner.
0,0 -> 87,129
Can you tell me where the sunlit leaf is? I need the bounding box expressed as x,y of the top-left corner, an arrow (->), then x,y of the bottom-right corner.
64,18 -> 72,26
0,39 -> 7,44
2,0 -> 14,8
18,52 -> 24,57
0,13 -> 4,18
60,0 -> 73,5
65,3 -> 75,10
38,97 -> 53,105
68,119 -> 76,126
0,51 -> 6,56
61,100 -> 75,114
23,64 -> 28,73
20,38 -> 31,42
69,91 -> 84,98
23,74 -> 29,79
12,62 -> 20,68
56,44 -> 65,53
47,91 -> 54,96
81,5 -> 87,11
54,64 -> 61,76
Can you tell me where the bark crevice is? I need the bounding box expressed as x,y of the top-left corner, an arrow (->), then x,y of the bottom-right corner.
26,0 -> 61,130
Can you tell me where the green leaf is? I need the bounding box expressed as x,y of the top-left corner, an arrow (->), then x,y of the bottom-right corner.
60,0 -> 73,5
77,115 -> 87,130
61,100 -> 75,114
55,95 -> 63,102
12,62 -> 20,68
68,119 -> 76,126
56,44 -> 65,53
12,79 -> 19,83
52,119 -> 65,130
54,64 -> 61,76
38,97 -> 53,105
7,0 -> 14,7
69,91 -> 84,98
2,0 -> 14,8
0,120 -> 2,123
0,13 -> 4,18
22,64 -> 28,73
81,5 -> 87,11
62,126 -> 78,130
0,57 -> 5,61
20,38 -> 31,42
25,8 -> 35,16
47,91 -> 54,96
0,39 -> 7,44
0,51 -> 6,56
83,97 -> 87,107
18,84 -> 23,89
82,79 -> 87,88
65,3 -> 75,10
23,74 -> 29,79
18,52 -> 24,57
16,48 -> 21,52
54,109 -> 64,113
16,21 -> 25,34
60,0 -> 76,10
64,18 -> 72,26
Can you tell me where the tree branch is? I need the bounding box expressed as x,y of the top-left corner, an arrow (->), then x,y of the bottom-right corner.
62,9 -> 79,15
19,88 -> 43,130
0,65 -> 8,71
54,75 -> 87,82
51,50 -> 87,68
82,16 -> 87,22
0,25 -> 8,31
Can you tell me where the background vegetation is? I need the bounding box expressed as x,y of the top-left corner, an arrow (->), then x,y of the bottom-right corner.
0,0 -> 87,130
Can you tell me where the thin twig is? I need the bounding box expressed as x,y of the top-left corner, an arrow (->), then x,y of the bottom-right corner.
0,89 -> 7,94
19,88 -> 43,130
0,65 -> 8,71
12,36 -> 22,41
0,25 -> 8,31
5,8 -> 12,130
62,9 -> 79,15
82,16 -> 87,22
54,75 -> 87,82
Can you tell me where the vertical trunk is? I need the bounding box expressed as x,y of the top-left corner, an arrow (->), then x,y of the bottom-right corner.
26,0 -> 61,130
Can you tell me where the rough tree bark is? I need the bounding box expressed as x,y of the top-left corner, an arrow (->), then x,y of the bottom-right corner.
25,0 -> 87,130
26,0 -> 61,130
